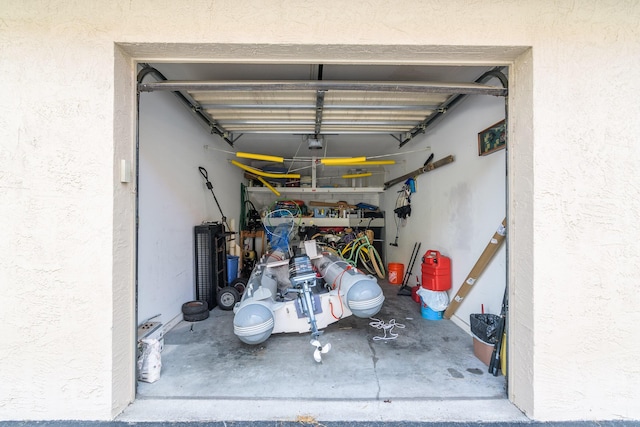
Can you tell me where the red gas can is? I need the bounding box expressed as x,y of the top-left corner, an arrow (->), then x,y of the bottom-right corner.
421,250 -> 451,291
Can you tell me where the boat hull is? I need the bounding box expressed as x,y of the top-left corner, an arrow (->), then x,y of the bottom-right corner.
233,245 -> 384,345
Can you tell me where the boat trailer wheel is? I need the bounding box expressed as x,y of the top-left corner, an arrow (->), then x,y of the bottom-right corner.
230,277 -> 248,295
217,286 -> 240,311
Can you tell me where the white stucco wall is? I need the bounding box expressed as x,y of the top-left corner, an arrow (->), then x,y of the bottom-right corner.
1,0 -> 639,422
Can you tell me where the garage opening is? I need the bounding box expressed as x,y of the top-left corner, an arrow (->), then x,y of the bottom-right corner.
129,59 -> 517,421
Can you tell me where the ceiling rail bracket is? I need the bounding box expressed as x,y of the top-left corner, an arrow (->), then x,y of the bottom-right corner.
137,63 -> 235,147
398,67 -> 508,149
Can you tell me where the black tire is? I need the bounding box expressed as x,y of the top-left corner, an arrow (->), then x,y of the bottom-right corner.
183,309 -> 210,322
217,286 -> 240,311
182,300 -> 208,315
230,277 -> 248,295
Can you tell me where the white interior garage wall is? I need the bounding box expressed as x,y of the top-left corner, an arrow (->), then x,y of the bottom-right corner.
384,87 -> 506,328
138,90 -> 242,327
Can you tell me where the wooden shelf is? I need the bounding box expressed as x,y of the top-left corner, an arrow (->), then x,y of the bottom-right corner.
263,217 -> 384,228
246,186 -> 383,194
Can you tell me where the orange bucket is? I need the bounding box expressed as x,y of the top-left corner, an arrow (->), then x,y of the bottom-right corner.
387,263 -> 404,285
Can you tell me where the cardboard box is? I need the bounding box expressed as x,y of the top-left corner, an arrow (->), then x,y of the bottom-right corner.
473,337 -> 494,366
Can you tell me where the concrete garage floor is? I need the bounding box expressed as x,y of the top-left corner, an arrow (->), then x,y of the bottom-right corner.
119,280 -> 527,423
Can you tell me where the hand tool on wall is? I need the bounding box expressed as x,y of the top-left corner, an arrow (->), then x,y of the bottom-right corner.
390,224 -> 400,247
443,218 -> 506,319
397,242 -> 421,297
383,154 -> 453,190
391,178 -> 414,245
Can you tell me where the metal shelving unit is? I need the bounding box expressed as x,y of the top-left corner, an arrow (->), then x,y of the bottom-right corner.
194,222 -> 227,310
246,187 -> 384,194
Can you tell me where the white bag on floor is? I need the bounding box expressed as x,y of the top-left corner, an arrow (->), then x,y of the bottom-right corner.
137,338 -> 162,383
416,287 -> 449,312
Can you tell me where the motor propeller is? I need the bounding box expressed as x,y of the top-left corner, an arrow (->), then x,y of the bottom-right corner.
311,339 -> 331,363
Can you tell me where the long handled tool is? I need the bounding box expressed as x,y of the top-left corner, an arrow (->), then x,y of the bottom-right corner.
489,287 -> 508,376
397,242 -> 421,296
390,220 -> 400,247
199,166 -> 232,234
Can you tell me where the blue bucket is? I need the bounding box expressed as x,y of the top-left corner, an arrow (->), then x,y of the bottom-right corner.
227,255 -> 239,283
420,297 -> 443,320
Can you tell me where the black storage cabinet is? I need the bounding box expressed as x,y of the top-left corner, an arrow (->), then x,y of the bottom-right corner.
194,222 -> 227,310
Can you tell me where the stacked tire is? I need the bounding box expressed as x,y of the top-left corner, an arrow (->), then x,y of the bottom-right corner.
181,300 -> 209,322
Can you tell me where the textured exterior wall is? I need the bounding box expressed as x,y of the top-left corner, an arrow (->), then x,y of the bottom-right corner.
1,0 -> 639,422
523,3 -> 640,418
111,46 -> 137,419
508,48 -> 535,418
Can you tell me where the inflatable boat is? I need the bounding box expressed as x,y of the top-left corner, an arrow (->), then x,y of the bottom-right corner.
232,239 -> 385,362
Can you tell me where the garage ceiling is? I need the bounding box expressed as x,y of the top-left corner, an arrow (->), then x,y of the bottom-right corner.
139,63 -> 507,158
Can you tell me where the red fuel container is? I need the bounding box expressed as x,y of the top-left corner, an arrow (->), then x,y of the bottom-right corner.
421,250 -> 451,291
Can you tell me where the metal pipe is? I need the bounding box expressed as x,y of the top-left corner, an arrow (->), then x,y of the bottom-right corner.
139,80 -> 507,96
218,120 -> 419,126
398,67 -> 509,148
314,90 -> 326,136
220,129 -> 410,134
137,64 -> 236,147
200,103 -> 441,111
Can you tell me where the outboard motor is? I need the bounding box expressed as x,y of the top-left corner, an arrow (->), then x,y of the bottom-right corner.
288,255 -> 320,337
286,255 -> 331,362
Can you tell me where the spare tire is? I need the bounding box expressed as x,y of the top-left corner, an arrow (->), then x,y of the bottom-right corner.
184,309 -> 209,322
182,300 -> 208,315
